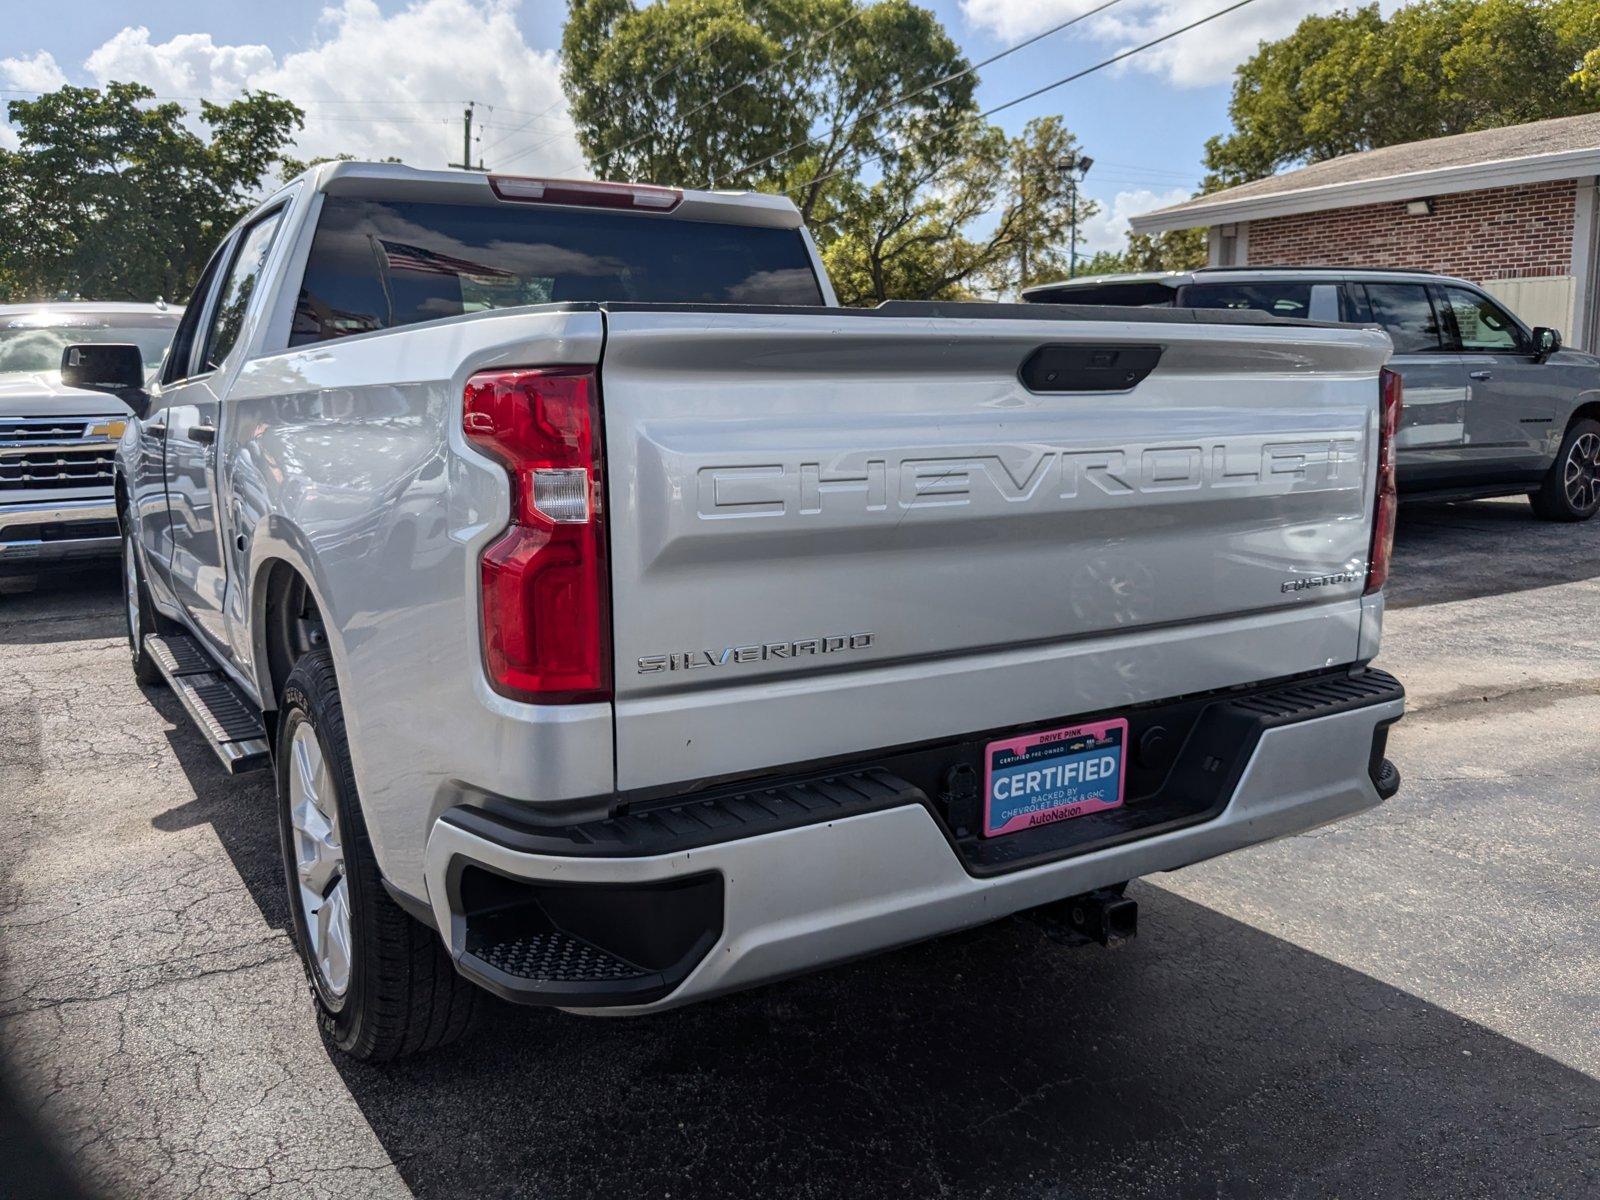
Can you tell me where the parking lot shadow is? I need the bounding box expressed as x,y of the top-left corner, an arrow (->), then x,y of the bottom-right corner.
327,887 -> 1598,1200
1389,497 -> 1600,608
0,564 -> 123,645
147,686 -> 289,934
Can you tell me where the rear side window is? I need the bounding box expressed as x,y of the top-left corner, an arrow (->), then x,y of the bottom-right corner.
1182,281 -> 1345,320
292,197 -> 825,345
1362,283 -> 1448,353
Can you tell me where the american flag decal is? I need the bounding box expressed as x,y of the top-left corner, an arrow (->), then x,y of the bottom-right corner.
377,239 -> 513,280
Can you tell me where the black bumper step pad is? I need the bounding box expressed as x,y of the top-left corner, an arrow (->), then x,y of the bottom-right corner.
147,634 -> 270,775
470,929 -> 649,985
444,767 -> 923,858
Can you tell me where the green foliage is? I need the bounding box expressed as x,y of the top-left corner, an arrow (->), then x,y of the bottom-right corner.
1205,0 -> 1600,188
562,0 -> 973,222
1078,228 -> 1208,278
819,116 -> 1098,305
0,82 -> 303,303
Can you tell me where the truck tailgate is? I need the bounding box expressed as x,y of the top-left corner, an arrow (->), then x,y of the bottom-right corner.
598,308 -> 1392,792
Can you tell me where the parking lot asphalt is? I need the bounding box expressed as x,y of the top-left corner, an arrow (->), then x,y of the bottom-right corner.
2,497 -> 1597,1200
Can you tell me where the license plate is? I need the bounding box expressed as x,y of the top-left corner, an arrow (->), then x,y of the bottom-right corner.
981,718 -> 1128,838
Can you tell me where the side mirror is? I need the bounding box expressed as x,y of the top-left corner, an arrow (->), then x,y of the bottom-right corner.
60,343 -> 150,417
1532,326 -> 1562,362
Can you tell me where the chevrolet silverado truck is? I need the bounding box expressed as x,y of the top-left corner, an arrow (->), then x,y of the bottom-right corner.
70,162 -> 1405,1061
1024,267 -> 1600,520
0,302 -> 180,582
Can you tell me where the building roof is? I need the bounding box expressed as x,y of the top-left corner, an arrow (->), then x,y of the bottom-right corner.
1131,110 -> 1600,234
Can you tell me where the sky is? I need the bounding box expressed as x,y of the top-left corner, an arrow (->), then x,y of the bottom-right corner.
0,0 -> 1350,255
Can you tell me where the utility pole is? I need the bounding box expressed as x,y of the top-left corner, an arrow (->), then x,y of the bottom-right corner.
451,101 -> 482,171
1061,151 -> 1094,277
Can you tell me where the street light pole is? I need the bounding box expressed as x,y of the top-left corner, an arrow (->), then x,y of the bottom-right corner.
1061,152 -> 1094,277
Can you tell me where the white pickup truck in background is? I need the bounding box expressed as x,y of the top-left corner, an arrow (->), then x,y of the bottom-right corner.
0,302 -> 180,582
68,163 -> 1404,1060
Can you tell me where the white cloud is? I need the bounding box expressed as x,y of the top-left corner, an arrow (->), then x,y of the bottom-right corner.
85,29 -> 275,97
961,0 -> 1339,89
2,50 -> 69,93
1,51 -> 70,149
1079,185 -> 1191,253
73,0 -> 578,173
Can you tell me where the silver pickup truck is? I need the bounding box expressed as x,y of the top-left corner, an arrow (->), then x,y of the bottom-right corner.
0,303 -> 181,581
72,163 -> 1405,1061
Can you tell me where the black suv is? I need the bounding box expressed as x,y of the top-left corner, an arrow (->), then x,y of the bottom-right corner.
1024,267 -> 1600,521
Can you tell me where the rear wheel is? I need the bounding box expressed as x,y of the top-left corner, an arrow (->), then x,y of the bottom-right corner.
121,520 -> 163,685
1530,418 -> 1600,521
276,649 -> 477,1060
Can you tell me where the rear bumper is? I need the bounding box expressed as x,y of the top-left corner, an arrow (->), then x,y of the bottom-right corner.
423,669 -> 1403,1014
0,497 -> 119,568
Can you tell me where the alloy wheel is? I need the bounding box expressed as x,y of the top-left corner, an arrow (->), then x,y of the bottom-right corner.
1564,431 -> 1600,512
288,721 -> 353,1003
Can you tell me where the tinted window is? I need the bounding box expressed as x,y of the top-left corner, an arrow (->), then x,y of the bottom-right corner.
1438,285 -> 1525,352
1028,281 -> 1177,307
1362,283 -> 1448,353
1183,281 -> 1345,320
202,210 -> 285,371
292,198 -> 825,345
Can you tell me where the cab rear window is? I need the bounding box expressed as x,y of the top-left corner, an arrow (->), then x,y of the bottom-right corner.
291,197 -> 825,345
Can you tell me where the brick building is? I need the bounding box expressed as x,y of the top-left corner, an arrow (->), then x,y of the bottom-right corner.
1131,111 -> 1600,348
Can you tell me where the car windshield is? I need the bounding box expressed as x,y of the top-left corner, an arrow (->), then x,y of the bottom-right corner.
0,314 -> 180,379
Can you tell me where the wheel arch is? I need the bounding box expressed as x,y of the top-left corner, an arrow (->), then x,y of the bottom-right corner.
1566,397 -> 1600,431
249,544 -> 337,727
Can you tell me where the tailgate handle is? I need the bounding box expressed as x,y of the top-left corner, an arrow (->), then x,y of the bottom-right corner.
1019,344 -> 1162,393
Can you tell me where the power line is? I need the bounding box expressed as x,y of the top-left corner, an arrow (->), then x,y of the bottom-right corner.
717,0 -> 1129,189
786,0 -> 1260,197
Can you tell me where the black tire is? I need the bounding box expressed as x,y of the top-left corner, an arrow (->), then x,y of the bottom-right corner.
121,518 -> 164,685
276,649 -> 477,1060
1530,417 -> 1600,521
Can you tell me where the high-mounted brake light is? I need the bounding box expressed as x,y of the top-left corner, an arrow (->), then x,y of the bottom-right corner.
463,367 -> 610,703
1366,367 -> 1403,594
488,175 -> 683,212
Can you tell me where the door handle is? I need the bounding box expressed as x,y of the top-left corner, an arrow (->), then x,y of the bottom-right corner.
186,424 -> 216,445
1468,370 -> 1493,381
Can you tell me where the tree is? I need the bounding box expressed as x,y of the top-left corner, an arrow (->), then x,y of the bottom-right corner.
820,120 -> 1012,305
1205,0 -> 1600,188
0,82 -> 302,303
817,116 -> 1099,305
562,0 -> 974,223
987,116 -> 1099,294
1077,228 -> 1208,277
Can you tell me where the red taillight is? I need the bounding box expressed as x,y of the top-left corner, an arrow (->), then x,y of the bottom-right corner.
488,175 -> 682,212
463,367 -> 610,703
1366,367 -> 1403,594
